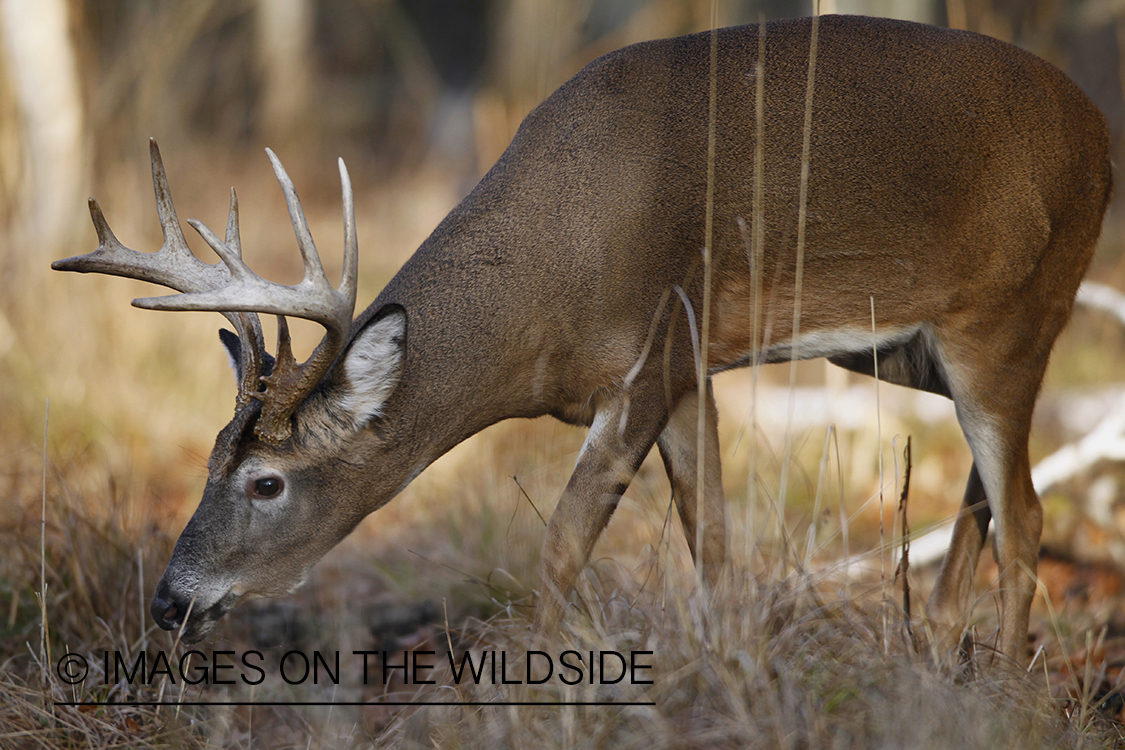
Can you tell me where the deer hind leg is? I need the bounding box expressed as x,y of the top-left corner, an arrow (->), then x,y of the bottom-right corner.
829,334 -> 997,658
656,380 -> 727,586
533,396 -> 669,636
926,464 -> 991,659
937,334 -> 1050,666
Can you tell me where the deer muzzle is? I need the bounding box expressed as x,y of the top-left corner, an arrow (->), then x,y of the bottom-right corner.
151,577 -> 238,643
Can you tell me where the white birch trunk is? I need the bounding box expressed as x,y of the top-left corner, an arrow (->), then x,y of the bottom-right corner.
0,0 -> 86,253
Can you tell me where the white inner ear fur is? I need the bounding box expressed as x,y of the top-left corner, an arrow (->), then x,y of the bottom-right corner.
338,311 -> 406,427
224,348 -> 240,383
219,331 -> 242,385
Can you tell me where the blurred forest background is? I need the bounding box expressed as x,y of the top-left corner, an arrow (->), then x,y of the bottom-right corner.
1,0 -> 1122,274
4,0 -> 1125,746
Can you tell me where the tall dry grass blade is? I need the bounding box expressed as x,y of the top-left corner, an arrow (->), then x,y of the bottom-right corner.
744,12 -> 766,567
803,425 -> 836,568
39,397 -> 49,692
805,427 -> 864,568
1028,642 -> 1046,675
751,13 -> 769,557
162,589 -> 199,718
833,423 -> 850,600
777,12 -> 819,562
620,287 -> 672,437
671,284 -> 714,601
895,436 -> 913,637
511,475 -> 547,526
892,434 -> 901,572
137,547 -> 146,654
695,0 -> 719,584
1077,627 -> 1108,731
1028,564 -> 1073,679
442,598 -> 467,705
672,286 -> 702,400
661,254 -> 701,416
736,218 -> 761,540
871,295 -> 888,653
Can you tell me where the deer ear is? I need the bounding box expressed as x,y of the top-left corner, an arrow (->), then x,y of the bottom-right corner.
218,328 -> 246,386
337,306 -> 406,427
218,329 -> 276,386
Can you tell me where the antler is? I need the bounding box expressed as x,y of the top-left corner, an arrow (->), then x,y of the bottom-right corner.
54,141 -> 360,444
52,139 -> 267,408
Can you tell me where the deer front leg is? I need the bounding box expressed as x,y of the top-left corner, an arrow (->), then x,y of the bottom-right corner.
656,382 -> 727,586
533,398 -> 667,636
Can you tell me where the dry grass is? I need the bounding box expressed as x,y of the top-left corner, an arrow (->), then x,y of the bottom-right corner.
3,394 -> 1125,747
4,468 -> 1123,749
375,578 -> 1110,750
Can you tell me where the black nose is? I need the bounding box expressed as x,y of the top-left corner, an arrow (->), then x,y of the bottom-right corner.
151,582 -> 188,630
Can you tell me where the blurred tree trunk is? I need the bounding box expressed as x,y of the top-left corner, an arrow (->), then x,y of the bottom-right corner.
0,0 -> 87,257
255,0 -> 314,153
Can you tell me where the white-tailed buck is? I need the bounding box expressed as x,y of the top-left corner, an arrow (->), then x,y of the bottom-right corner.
56,16 -> 1110,664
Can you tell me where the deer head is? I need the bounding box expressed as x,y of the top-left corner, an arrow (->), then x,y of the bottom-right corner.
53,141 -> 406,641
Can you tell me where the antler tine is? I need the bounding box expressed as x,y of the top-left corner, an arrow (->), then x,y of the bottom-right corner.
132,149 -> 361,442
58,144 -> 360,441
148,139 -> 200,267
225,188 -> 266,350
339,157 -> 359,308
255,154 -> 360,442
266,148 -> 328,284
224,187 -> 243,257
135,218 -> 354,332
53,140 -> 230,294
137,151 -> 356,334
224,187 -> 267,406
53,140 -> 271,408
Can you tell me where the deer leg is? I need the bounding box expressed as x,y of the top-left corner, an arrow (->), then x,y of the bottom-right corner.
533,397 -> 668,636
939,335 -> 1047,666
832,336 -> 1003,658
656,381 -> 727,586
960,415 -> 1040,666
926,463 -> 991,658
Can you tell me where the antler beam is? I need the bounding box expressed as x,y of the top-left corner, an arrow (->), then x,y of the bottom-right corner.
53,141 -> 361,443
52,139 -> 266,407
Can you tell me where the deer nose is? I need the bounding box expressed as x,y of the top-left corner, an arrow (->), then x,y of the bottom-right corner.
151,583 -> 188,631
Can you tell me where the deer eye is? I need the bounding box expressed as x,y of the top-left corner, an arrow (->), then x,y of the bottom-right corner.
247,475 -> 284,500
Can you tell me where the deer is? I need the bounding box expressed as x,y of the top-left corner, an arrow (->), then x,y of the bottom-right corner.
54,15 -> 1111,665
